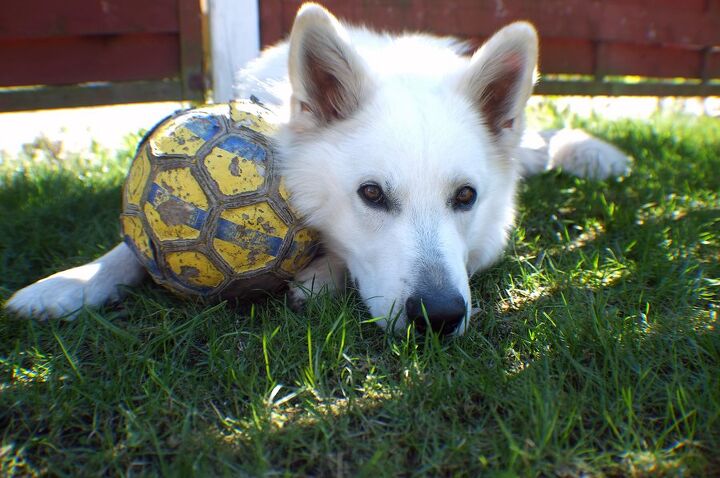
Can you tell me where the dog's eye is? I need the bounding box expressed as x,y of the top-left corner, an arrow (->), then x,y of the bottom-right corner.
453,186 -> 477,210
358,183 -> 386,207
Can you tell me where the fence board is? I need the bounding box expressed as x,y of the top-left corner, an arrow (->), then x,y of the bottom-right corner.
603,0 -> 707,10
260,0 -> 286,47
539,39 -> 596,75
178,0 -> 206,100
537,80 -> 720,97
0,80 -> 183,112
0,0 -> 179,39
261,1 -> 720,48
598,44 -> 703,78
0,34 -> 180,87
259,0 -> 720,96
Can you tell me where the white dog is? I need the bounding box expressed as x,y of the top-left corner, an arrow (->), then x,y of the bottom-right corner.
4,3 -> 629,336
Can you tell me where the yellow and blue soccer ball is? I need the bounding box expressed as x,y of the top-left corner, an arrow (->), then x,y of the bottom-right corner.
120,100 -> 319,299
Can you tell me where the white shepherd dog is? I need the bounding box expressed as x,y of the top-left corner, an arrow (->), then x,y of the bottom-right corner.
5,3 -> 629,336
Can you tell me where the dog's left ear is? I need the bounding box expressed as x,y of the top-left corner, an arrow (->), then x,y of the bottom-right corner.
458,22 -> 538,137
287,4 -> 371,126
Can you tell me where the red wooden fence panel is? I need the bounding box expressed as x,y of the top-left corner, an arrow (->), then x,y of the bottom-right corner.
2,35 -> 180,87
0,0 -> 205,111
2,0 -> 718,110
0,1 -> 180,39
260,0 -> 720,96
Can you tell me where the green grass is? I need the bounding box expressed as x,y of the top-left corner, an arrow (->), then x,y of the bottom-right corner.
1,110 -> 719,476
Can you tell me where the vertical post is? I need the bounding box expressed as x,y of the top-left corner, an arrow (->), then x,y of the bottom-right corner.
209,0 -> 261,103
178,0 -> 207,102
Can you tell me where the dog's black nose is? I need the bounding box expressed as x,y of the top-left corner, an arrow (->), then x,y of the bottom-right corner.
405,291 -> 466,335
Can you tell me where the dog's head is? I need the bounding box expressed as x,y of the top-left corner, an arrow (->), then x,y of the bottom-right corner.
279,4 -> 538,336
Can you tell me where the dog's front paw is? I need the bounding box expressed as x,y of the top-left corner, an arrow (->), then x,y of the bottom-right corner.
287,264 -> 332,311
287,282 -> 310,311
5,243 -> 146,320
548,129 -> 631,180
4,264 -> 118,320
287,254 -> 347,311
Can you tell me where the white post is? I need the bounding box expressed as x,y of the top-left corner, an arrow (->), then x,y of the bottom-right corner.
208,0 -> 261,103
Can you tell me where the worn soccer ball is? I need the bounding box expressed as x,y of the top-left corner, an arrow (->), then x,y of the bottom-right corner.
120,100 -> 319,299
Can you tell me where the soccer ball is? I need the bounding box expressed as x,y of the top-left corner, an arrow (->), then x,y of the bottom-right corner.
120,100 -> 319,299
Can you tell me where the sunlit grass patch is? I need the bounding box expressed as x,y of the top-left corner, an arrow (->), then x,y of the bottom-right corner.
1,112 -> 719,475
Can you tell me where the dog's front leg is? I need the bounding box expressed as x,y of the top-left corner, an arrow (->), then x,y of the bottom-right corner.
4,242 -> 146,320
288,252 -> 347,310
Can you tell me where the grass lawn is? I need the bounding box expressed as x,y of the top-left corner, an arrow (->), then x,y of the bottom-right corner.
1,107 -> 719,476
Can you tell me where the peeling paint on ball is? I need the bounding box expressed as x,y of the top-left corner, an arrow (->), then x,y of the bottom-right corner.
120,100 -> 320,299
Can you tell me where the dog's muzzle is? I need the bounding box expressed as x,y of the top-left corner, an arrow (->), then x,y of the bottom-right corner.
405,289 -> 466,335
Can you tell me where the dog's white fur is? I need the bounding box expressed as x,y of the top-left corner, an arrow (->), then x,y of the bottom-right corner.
4,4 -> 629,335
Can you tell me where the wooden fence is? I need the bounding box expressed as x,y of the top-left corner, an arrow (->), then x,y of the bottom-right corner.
1,1 -> 719,111
260,0 -> 720,97
0,0 -> 205,111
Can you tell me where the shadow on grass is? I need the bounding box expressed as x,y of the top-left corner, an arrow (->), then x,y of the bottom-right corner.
209,197 -> 719,475
1,117 -> 719,475
0,150 -> 132,294
1,264 -> 718,474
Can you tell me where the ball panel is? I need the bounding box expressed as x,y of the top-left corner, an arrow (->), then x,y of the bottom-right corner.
212,202 -> 288,274
144,204 -> 201,242
219,271 -> 287,300
144,168 -> 209,242
277,177 -> 303,219
153,168 -> 209,208
229,100 -> 278,135
203,136 -> 267,196
120,214 -> 161,277
124,146 -> 151,207
150,110 -> 223,158
164,250 -> 225,291
277,177 -> 291,204
279,227 -> 320,275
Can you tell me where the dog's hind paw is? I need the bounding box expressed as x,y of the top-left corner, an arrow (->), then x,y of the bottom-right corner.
547,128 -> 631,180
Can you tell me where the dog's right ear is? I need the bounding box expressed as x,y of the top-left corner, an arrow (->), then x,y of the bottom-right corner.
287,3 -> 371,127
